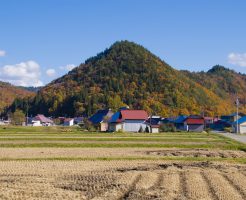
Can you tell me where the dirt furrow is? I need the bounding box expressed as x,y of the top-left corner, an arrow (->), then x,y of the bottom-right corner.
179,171 -> 188,200
91,172 -> 139,200
203,169 -> 244,200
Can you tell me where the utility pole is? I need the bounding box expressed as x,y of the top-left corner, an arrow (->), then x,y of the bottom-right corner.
236,97 -> 239,134
26,101 -> 29,126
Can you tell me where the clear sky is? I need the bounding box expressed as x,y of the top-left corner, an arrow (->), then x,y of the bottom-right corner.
0,0 -> 245,86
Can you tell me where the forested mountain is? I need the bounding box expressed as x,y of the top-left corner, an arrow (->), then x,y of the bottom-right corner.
9,41 -> 245,117
0,81 -> 35,113
182,66 -> 246,112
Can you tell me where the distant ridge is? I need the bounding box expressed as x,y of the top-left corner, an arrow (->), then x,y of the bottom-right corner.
0,81 -> 35,113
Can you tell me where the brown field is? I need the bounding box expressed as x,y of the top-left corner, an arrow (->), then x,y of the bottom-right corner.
1,147 -> 246,159
0,160 -> 246,200
0,127 -> 245,199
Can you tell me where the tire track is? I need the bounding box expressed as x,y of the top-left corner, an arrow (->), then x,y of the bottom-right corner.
149,172 -> 163,190
202,169 -> 243,200
122,173 -> 142,200
179,171 -> 188,200
160,171 -> 181,200
222,173 -> 246,198
90,172 -> 140,200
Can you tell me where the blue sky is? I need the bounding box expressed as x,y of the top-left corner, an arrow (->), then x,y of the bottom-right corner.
0,0 -> 245,86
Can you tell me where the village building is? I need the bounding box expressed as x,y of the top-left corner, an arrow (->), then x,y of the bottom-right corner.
89,109 -> 114,131
232,116 -> 246,134
74,117 -> 84,125
63,118 -> 74,126
145,116 -> 161,133
183,115 -> 205,132
221,113 -> 244,123
211,120 -> 231,131
108,110 -> 148,132
31,114 -> 54,126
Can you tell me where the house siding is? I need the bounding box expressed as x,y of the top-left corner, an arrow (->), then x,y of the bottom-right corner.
122,120 -> 146,132
186,124 -> 204,132
108,123 -> 123,132
233,121 -> 246,134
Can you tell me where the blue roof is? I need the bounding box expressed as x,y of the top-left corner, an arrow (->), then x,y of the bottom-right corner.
108,111 -> 121,123
232,116 -> 246,125
89,109 -> 112,124
174,115 -> 187,123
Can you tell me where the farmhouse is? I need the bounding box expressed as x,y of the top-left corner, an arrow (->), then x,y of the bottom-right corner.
108,110 -> 148,132
63,118 -> 74,126
89,109 -> 114,131
32,114 -> 54,126
232,116 -> 246,134
184,115 -> 205,132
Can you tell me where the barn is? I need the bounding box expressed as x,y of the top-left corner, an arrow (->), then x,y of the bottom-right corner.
108,110 -> 148,132
183,115 -> 205,132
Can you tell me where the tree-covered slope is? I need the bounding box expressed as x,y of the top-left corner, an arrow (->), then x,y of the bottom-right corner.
11,41 -> 235,117
182,65 -> 246,113
0,81 -> 34,113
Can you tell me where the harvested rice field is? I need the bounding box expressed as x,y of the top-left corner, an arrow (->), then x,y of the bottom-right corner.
0,160 -> 246,200
0,126 -> 245,199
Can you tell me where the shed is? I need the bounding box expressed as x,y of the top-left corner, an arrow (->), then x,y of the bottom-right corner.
184,115 -> 205,132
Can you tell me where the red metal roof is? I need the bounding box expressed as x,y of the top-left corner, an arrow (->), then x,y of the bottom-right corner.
185,118 -> 204,125
120,110 -> 148,120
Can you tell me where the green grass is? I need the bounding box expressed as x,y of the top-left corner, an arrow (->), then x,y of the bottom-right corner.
0,126 -> 245,152
0,141 -> 245,151
0,156 -> 245,164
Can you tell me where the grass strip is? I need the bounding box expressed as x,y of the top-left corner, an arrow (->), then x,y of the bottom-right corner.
0,156 -> 245,164
0,137 -> 225,142
0,142 -> 245,151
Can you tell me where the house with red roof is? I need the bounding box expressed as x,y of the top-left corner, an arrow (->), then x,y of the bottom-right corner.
108,109 -> 148,132
183,115 -> 205,132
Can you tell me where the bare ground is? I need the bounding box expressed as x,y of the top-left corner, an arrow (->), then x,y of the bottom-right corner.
0,160 -> 245,200
0,147 -> 245,159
